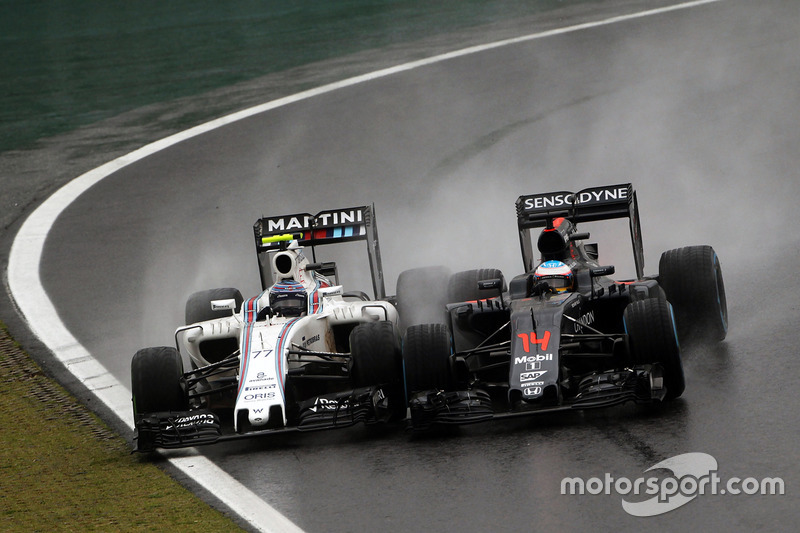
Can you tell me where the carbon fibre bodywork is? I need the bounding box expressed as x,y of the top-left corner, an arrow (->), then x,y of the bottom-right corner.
131,206 -> 405,451
405,184 -> 713,429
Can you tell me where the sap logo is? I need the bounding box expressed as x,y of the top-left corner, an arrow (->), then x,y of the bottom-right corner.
515,353 -> 553,364
517,330 -> 551,352
520,371 -> 547,382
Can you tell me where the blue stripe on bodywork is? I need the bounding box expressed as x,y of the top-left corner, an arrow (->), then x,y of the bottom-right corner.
274,318 -> 301,402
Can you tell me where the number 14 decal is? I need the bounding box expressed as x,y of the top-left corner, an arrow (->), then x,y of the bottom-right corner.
517,330 -> 551,352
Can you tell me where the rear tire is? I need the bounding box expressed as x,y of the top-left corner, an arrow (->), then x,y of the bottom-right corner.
395,266 -> 451,332
659,246 -> 727,342
185,287 -> 243,324
624,298 -> 685,400
185,288 -> 243,365
447,268 -> 505,303
131,346 -> 188,420
402,324 -> 454,395
349,322 -> 405,419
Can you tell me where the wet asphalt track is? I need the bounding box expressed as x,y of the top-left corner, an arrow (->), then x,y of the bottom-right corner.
25,0 -> 800,531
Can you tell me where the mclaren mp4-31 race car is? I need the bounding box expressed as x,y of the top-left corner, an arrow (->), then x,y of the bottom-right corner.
403,183 -> 728,430
130,205 -> 407,451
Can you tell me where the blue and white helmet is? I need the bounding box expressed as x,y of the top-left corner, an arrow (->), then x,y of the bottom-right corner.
269,280 -> 308,317
534,260 -> 574,293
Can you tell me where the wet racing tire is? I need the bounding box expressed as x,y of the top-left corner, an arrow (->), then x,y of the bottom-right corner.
349,322 -> 405,419
131,346 -> 188,420
447,268 -> 506,303
624,297 -> 685,400
185,287 -> 244,324
659,245 -> 728,342
402,323 -> 454,396
184,287 -> 243,365
395,266 -> 451,332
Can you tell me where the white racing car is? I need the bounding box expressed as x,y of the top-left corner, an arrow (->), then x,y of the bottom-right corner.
131,205 -> 405,451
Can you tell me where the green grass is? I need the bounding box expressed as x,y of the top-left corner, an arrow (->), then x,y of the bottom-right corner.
0,0 -> 592,152
0,323 -> 243,532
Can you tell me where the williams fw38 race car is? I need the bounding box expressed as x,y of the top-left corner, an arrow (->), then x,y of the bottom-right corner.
131,205 -> 408,451
403,183 -> 728,430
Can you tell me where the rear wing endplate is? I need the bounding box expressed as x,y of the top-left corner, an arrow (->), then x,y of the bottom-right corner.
253,205 -> 385,299
515,183 -> 645,278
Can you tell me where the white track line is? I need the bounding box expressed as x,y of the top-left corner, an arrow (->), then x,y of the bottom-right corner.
6,1 -> 723,531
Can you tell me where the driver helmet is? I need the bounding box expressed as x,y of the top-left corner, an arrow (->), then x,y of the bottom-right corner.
534,260 -> 574,293
269,280 -> 308,317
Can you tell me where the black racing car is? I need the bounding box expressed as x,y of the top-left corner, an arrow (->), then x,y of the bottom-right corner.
402,183 -> 727,430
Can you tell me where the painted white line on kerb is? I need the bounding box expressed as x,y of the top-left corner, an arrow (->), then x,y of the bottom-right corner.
6,1 -> 724,532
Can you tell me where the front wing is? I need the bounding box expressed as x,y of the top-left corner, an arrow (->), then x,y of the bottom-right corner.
134,386 -> 392,452
408,365 -> 665,431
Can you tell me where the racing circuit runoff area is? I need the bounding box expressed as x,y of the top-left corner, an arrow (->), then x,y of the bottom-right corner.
5,1 -> 800,532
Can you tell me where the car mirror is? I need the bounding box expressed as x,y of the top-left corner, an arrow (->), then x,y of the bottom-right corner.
478,278 -> 505,308
210,299 -> 238,314
478,278 -> 503,291
590,265 -> 615,277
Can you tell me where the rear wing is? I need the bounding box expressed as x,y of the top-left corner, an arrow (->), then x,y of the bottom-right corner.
515,183 -> 644,278
253,205 -> 385,299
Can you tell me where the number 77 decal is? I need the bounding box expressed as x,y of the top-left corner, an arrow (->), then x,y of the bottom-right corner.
517,330 -> 551,352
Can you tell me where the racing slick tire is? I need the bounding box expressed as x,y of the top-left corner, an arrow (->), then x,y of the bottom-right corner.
447,268 -> 506,303
658,245 -> 728,342
349,322 -> 405,419
185,287 -> 244,324
402,323 -> 454,395
131,346 -> 188,420
624,297 -> 685,400
395,266 -> 451,332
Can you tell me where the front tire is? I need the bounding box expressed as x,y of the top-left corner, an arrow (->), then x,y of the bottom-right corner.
131,346 -> 188,420
349,322 -> 405,419
402,323 -> 454,396
624,298 -> 685,400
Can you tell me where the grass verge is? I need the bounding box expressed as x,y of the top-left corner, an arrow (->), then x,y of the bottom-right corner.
0,322 -> 243,532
